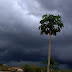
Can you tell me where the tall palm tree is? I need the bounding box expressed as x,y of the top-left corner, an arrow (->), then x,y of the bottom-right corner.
38,14 -> 64,72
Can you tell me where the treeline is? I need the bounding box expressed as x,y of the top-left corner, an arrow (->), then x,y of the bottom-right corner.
22,64 -> 46,72
0,57 -> 59,72
22,57 -> 59,72
22,63 -> 59,72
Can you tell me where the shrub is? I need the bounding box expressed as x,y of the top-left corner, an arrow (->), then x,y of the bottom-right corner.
23,64 -> 32,72
31,64 -> 41,72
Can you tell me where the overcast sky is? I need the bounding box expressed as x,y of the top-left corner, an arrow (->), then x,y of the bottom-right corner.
0,0 -> 72,69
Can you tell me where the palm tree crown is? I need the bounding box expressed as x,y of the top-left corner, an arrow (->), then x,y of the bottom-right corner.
39,14 -> 64,36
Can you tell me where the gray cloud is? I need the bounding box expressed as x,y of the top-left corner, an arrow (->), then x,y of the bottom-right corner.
0,0 -> 72,69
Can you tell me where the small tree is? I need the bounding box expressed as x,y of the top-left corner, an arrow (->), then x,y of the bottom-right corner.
23,64 -> 32,72
31,64 -> 41,72
38,14 -> 64,72
41,57 -> 59,71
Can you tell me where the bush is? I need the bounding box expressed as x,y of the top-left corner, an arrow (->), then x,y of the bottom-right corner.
43,66 -> 47,72
23,64 -> 32,72
31,64 -> 41,72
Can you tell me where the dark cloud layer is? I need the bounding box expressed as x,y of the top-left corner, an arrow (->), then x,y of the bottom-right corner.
0,0 -> 72,69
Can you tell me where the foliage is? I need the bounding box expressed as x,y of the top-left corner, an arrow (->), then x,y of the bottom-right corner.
41,57 -> 59,71
0,63 -> 8,71
23,64 -> 32,72
38,14 -> 64,36
31,64 -> 41,72
12,69 -> 17,72
0,63 -> 4,66
43,66 -> 47,72
39,14 -> 64,72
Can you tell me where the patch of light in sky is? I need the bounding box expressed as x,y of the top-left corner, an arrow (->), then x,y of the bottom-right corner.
34,1 -> 40,8
12,0 -> 29,15
8,0 -> 63,34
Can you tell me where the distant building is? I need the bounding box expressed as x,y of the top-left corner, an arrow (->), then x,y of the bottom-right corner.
12,67 -> 23,72
3,64 -> 6,66
8,68 -> 12,71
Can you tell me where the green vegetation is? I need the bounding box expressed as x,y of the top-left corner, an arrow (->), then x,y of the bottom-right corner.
0,62 -> 72,72
31,64 -> 41,72
0,63 -> 8,71
22,63 -> 72,72
41,57 -> 59,71
23,64 -> 32,72
22,64 -> 41,72
38,14 -> 64,72
59,69 -> 72,72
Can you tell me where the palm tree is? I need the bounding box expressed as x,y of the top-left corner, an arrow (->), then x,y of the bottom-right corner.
38,14 -> 64,72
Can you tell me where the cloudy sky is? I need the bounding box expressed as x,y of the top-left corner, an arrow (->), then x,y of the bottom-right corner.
0,0 -> 72,69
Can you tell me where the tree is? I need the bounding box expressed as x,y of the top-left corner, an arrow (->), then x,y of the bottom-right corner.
23,64 -> 32,72
41,57 -> 59,71
38,14 -> 64,72
31,64 -> 41,72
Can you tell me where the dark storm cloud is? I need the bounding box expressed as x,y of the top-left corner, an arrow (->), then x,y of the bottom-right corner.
0,0 -> 49,63
0,31 -> 48,62
0,0 -> 72,69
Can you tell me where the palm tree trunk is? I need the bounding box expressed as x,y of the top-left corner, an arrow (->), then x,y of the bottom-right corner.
47,31 -> 51,72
